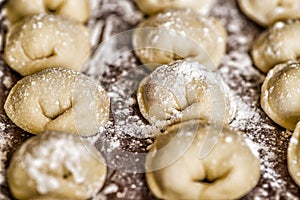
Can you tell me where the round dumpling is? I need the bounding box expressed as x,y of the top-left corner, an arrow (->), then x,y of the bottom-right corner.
146,120 -> 261,200
132,9 -> 226,71
4,14 -> 90,76
6,0 -> 90,23
288,122 -> 300,187
252,20 -> 300,73
7,131 -> 107,200
238,0 -> 300,27
137,61 -> 236,127
4,68 -> 110,136
134,0 -> 215,15
261,60 -> 300,130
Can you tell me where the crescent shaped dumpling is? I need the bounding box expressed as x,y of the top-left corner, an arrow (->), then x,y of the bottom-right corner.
261,60 -> 300,130
4,68 -> 110,136
132,9 -> 227,71
238,0 -> 300,27
134,0 -> 215,16
146,120 -> 261,200
4,14 -> 91,76
252,20 -> 300,73
6,0 -> 90,23
137,61 -> 236,127
7,131 -> 107,200
288,122 -> 300,187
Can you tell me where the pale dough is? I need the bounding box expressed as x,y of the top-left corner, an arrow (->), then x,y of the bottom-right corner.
288,122 -> 300,187
132,9 -> 227,71
252,20 -> 300,73
238,0 -> 300,26
7,131 -> 107,200
6,0 -> 90,23
146,120 -> 261,200
134,0 -> 215,15
4,14 -> 90,76
4,68 -> 110,136
137,61 -> 236,127
261,60 -> 300,130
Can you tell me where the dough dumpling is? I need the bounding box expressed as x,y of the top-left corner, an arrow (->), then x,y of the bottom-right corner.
7,131 -> 107,200
137,61 -> 236,127
146,120 -> 261,200
261,60 -> 300,130
134,0 -> 215,15
4,68 -> 110,136
288,122 -> 300,187
4,14 -> 90,76
132,9 -> 226,71
238,0 -> 300,26
6,0 -> 90,23
252,20 -> 300,73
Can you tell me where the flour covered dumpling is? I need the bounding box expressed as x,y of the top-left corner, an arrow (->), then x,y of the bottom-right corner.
6,0 -> 90,23
252,20 -> 300,73
133,9 -> 226,71
4,14 -> 90,76
137,61 -> 236,127
7,131 -> 107,200
238,0 -> 300,26
146,120 -> 261,200
4,68 -> 110,136
261,60 -> 300,130
134,0 -> 215,15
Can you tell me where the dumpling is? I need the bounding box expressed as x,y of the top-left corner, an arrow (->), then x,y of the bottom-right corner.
132,9 -> 226,71
6,0 -> 90,23
134,0 -> 215,15
252,20 -> 300,73
288,122 -> 300,187
261,60 -> 300,130
137,61 -> 236,127
4,68 -> 110,136
4,14 -> 90,76
146,120 -> 261,200
7,131 -> 107,200
238,0 -> 300,26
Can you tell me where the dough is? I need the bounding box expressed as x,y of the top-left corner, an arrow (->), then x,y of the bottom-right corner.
4,14 -> 91,76
7,131 -> 107,200
134,0 -> 215,15
238,0 -> 300,27
261,60 -> 300,130
146,120 -> 261,200
4,68 -> 110,136
288,122 -> 300,187
6,0 -> 90,23
132,9 -> 226,71
252,20 -> 300,73
137,61 -> 236,127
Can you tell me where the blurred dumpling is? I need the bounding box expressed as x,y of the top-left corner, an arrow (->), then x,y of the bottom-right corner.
132,9 -> 226,71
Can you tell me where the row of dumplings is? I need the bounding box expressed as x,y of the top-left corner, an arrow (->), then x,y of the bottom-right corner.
132,1 -> 262,200
3,1 -> 112,199
239,0 -> 300,190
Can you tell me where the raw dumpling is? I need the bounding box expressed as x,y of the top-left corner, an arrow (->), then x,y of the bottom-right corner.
132,9 -> 226,71
6,0 -> 90,23
252,20 -> 300,73
4,68 -> 110,136
146,120 -> 261,200
261,60 -> 300,130
137,61 -> 236,127
7,131 -> 107,200
238,0 -> 300,26
4,14 -> 90,76
288,122 -> 300,187
134,0 -> 215,15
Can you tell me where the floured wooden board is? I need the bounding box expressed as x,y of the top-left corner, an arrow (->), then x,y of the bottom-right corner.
0,0 -> 300,199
